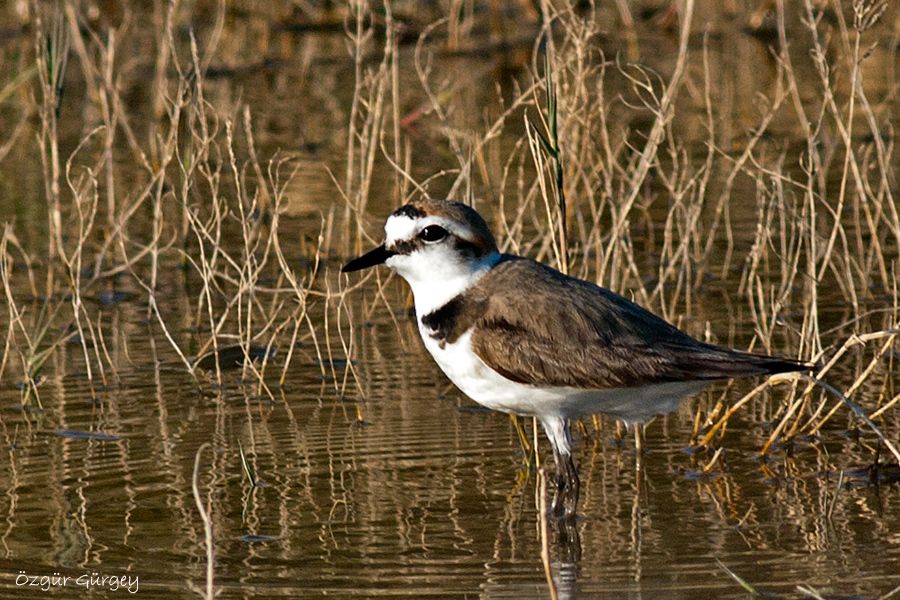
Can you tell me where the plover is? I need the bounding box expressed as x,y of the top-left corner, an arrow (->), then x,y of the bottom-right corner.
343,199 -> 812,517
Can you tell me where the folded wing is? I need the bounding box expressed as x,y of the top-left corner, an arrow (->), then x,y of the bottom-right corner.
469,258 -> 809,389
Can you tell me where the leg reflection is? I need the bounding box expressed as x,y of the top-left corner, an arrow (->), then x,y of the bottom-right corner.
538,467 -> 581,599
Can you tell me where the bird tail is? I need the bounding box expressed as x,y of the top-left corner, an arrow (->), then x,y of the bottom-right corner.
675,345 -> 817,381
737,350 -> 816,374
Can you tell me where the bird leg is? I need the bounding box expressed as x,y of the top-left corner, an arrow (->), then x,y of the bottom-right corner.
549,444 -> 580,520
542,416 -> 581,519
633,422 -> 644,454
561,450 -> 580,519
550,446 -> 566,515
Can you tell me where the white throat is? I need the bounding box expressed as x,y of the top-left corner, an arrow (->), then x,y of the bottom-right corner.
388,250 -> 500,316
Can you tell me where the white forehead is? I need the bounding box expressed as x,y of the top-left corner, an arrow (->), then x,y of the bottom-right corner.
384,214 -> 464,245
384,214 -> 417,244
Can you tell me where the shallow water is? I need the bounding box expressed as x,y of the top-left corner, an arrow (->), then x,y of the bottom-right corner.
0,279 -> 896,599
0,2 -> 898,599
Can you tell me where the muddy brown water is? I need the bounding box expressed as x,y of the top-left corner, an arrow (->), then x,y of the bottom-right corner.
0,3 -> 898,598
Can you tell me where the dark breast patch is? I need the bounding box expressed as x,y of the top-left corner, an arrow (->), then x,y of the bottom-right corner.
420,294 -> 486,348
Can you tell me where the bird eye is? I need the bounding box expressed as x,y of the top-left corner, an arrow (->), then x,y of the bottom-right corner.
418,225 -> 448,243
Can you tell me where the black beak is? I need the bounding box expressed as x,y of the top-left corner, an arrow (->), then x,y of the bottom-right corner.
341,244 -> 396,273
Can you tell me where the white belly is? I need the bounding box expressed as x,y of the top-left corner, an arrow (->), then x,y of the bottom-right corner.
417,321 -> 710,424
419,325 -> 551,415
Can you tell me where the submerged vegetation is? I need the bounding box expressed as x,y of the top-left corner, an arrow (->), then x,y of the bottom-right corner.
0,0 -> 897,597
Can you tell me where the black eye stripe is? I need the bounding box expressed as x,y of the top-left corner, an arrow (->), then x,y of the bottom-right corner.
391,239 -> 418,255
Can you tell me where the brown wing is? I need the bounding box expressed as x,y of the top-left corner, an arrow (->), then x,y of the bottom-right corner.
468,258 -> 807,389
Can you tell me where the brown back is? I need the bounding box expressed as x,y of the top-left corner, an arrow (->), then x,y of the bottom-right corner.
421,256 -> 809,389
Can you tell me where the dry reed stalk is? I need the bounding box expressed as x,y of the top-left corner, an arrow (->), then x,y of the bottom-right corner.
270,161 -> 315,388
698,380 -> 785,449
0,229 -> 20,388
33,6 -> 66,279
598,0 -> 694,287
537,468 -> 559,600
190,442 -> 215,600
342,0 -> 392,254
60,129 -> 107,393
